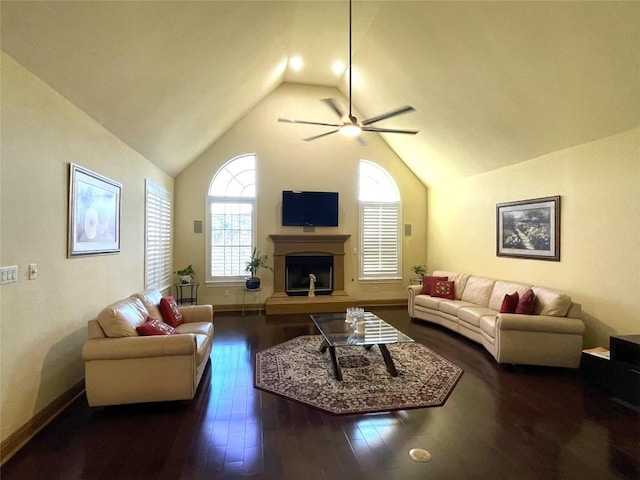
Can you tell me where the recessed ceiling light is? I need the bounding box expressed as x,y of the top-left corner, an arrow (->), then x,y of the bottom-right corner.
289,56 -> 303,71
332,61 -> 345,75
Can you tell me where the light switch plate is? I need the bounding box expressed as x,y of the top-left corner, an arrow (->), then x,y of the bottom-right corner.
1,265 -> 18,284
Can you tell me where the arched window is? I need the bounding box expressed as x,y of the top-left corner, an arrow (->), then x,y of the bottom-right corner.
359,160 -> 401,279
206,154 -> 256,283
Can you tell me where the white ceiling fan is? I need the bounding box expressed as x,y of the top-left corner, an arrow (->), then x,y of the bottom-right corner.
278,0 -> 419,143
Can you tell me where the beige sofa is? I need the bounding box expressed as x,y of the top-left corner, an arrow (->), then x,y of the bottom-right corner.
82,289 -> 214,406
408,271 -> 585,368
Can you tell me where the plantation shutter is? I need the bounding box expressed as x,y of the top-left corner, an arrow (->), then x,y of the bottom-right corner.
210,201 -> 253,277
145,181 -> 172,290
361,202 -> 400,278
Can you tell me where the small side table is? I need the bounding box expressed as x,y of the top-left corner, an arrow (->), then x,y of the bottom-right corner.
242,287 -> 262,316
174,282 -> 199,305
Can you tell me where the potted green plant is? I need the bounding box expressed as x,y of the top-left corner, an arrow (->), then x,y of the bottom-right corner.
175,264 -> 195,284
244,247 -> 272,290
411,264 -> 428,281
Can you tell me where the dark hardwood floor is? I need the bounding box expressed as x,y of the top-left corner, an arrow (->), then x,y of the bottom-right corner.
2,307 -> 639,479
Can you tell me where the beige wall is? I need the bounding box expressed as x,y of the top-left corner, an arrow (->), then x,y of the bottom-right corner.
174,83 -> 428,307
427,128 -> 640,347
0,53 -> 173,443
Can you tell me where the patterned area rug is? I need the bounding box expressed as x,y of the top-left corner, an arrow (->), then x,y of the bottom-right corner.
254,335 -> 464,415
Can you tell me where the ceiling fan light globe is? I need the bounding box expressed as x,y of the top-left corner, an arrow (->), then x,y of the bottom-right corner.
340,124 -> 361,137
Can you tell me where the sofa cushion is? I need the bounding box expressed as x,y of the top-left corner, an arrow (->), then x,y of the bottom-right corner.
432,271 -> 469,300
534,287 -> 572,317
420,275 -> 447,295
500,292 -> 519,314
452,274 -> 470,300
480,315 -> 497,339
458,306 -> 497,328
460,276 -> 495,307
431,280 -> 455,299
515,289 -> 537,315
175,321 -> 214,338
414,294 -> 446,310
136,317 -> 176,336
160,296 -> 185,328
133,289 -> 163,322
488,280 -> 531,311
98,297 -> 148,337
439,299 -> 476,317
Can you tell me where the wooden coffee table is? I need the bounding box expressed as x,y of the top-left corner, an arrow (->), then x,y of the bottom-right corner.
310,311 -> 414,381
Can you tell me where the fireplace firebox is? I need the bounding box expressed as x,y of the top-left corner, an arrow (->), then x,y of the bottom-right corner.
285,255 -> 333,296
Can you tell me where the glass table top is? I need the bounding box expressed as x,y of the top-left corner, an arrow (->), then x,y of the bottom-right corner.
310,311 -> 414,348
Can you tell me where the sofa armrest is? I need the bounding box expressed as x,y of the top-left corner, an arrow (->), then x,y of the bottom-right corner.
408,284 -> 422,296
82,334 -> 197,361
407,284 -> 422,317
178,304 -> 213,324
496,314 -> 585,335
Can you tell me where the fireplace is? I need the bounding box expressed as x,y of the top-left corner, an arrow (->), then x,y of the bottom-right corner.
266,234 -> 356,314
285,255 -> 333,296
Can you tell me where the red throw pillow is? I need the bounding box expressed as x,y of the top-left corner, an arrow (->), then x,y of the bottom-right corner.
500,292 -> 520,314
431,280 -> 455,299
420,275 -> 448,295
515,289 -> 536,315
136,317 -> 176,336
159,296 -> 185,327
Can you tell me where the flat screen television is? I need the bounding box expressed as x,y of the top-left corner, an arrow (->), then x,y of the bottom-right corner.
282,190 -> 339,227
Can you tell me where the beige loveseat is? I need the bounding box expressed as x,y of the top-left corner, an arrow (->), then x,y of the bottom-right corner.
408,271 -> 585,368
82,289 -> 214,406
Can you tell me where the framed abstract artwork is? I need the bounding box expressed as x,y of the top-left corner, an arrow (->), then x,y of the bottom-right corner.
68,163 -> 121,257
496,196 -> 560,261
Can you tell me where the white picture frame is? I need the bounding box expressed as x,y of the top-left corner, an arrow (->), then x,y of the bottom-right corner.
68,163 -> 121,257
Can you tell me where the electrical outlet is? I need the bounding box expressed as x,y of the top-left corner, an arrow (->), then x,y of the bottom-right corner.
225,289 -> 230,297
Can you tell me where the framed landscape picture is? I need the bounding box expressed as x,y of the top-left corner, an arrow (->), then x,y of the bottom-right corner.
68,164 -> 121,257
496,196 -> 560,261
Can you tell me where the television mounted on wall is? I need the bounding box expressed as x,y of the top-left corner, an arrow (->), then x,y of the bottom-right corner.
282,190 -> 339,227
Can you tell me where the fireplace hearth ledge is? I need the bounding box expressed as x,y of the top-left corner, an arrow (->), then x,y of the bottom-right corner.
265,292 -> 357,315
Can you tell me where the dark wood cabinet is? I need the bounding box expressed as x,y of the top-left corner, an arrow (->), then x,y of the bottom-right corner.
581,334 -> 640,409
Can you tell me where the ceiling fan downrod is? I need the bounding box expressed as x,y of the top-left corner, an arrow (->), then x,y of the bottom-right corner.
348,0 -> 354,121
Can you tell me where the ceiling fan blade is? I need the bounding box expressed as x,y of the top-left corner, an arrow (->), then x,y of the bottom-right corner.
362,126 -> 419,135
361,105 -> 416,126
303,130 -> 340,141
322,98 -> 345,119
278,118 -> 341,128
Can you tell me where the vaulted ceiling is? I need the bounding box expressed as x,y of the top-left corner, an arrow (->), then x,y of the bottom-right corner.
2,1 -> 638,185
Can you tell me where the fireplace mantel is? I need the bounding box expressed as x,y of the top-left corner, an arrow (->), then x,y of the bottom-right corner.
269,234 -> 350,251
266,234 -> 356,314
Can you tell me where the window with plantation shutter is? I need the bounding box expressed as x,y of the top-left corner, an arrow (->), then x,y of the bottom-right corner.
145,181 -> 172,290
206,154 -> 256,283
359,161 -> 401,279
